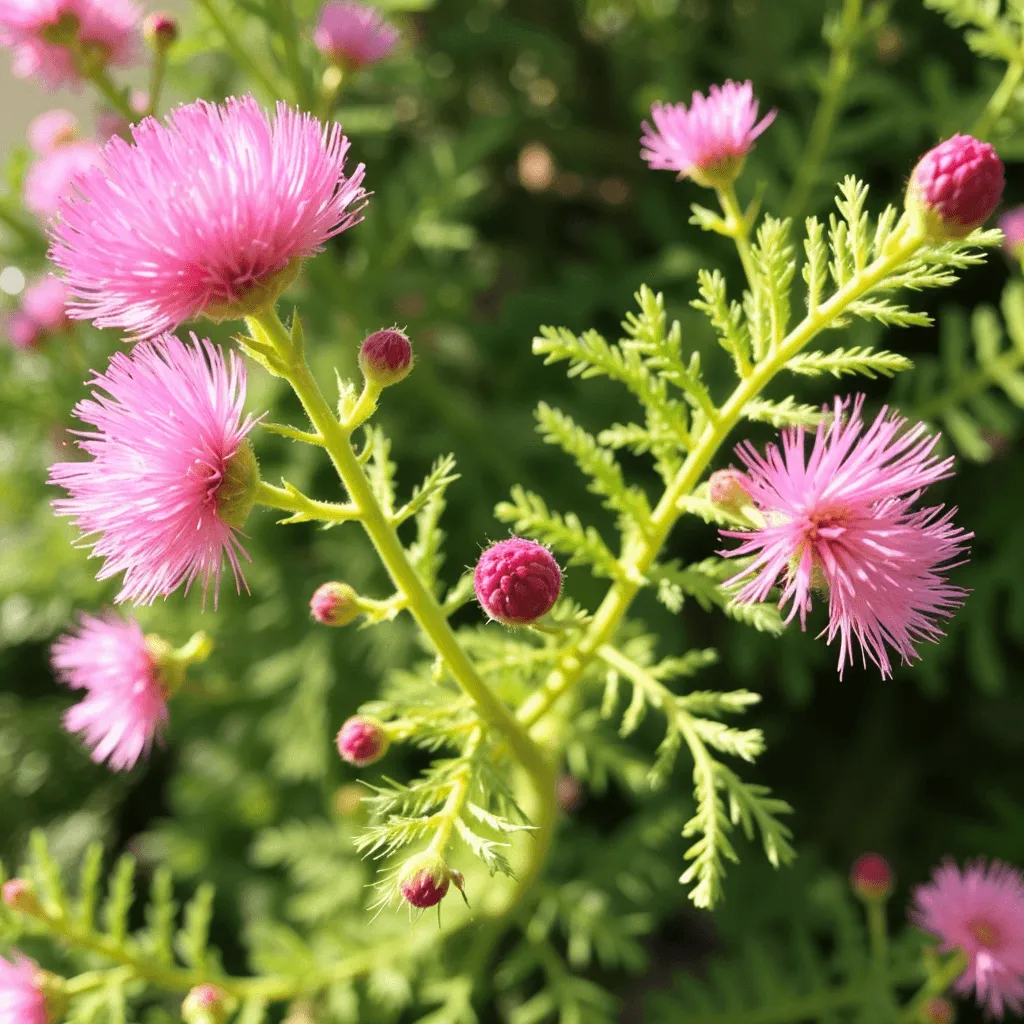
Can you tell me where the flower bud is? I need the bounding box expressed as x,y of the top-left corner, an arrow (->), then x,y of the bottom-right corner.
555,773 -> 585,813
922,997 -> 955,1024
182,984 -> 232,1024
311,581 -> 360,627
850,852 -> 894,902
398,851 -> 453,909
2,879 -> 42,917
708,468 -> 753,514
474,538 -> 562,626
143,12 -> 179,50
359,329 -> 413,388
337,716 -> 389,767
906,135 -> 1004,241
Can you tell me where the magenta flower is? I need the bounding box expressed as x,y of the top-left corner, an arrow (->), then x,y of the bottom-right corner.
52,613 -> 168,770
0,0 -> 139,88
0,954 -> 47,1024
27,108 -> 78,154
23,139 -> 103,219
49,95 -> 368,339
912,858 -> 1024,1018
314,1 -> 399,69
721,396 -> 971,678
49,334 -> 262,606
640,80 -> 776,187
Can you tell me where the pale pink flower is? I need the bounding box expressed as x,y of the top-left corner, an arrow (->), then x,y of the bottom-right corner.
721,396 -> 970,678
52,612 -> 168,770
640,80 -> 776,186
0,0 -> 139,87
0,954 -> 47,1024
314,1 -> 399,68
23,139 -> 103,218
49,334 -> 261,605
21,274 -> 69,332
912,858 -> 1024,1018
49,95 -> 368,339
27,108 -> 78,154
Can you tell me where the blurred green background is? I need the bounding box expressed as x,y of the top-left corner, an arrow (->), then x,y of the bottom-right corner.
1,0 -> 1023,1020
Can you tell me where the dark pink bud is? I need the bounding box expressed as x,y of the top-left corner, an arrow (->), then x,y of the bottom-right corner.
2,879 -> 41,915
359,328 -> 413,387
144,12 -> 179,48
922,997 -> 954,1024
850,853 -> 894,902
907,134 -> 1004,240
311,581 -> 360,626
337,716 -> 389,767
474,538 -> 562,626
398,852 -> 452,908
708,468 -> 753,511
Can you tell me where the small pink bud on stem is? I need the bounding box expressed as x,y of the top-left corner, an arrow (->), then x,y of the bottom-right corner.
2,879 -> 42,917
474,538 -> 562,626
850,853 -> 894,902
359,328 -> 413,388
398,851 -> 455,909
143,12 -> 179,50
922,997 -> 955,1024
311,581 -> 361,626
709,468 -> 755,516
182,984 -> 232,1024
337,716 -> 389,767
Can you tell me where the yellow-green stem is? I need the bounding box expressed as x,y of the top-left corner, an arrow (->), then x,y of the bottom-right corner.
85,67 -> 136,121
428,729 -> 482,856
716,183 -> 758,291
147,48 -> 168,117
518,222 -> 925,729
973,57 -> 1024,141
895,951 -> 967,1024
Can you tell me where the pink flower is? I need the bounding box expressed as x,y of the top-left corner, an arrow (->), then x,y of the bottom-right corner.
23,139 -> 103,218
49,334 -> 262,606
0,954 -> 47,1024
912,858 -> 1024,1018
721,396 -> 971,678
474,538 -> 563,626
27,108 -> 78,154
5,311 -> 41,350
52,612 -> 168,770
0,0 -> 139,88
1000,206 -> 1024,259
49,95 -> 368,339
314,1 -> 399,68
640,80 -> 776,187
21,275 -> 69,332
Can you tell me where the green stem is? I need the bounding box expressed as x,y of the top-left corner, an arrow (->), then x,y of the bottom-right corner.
517,222 -> 925,730
895,951 -> 967,1023
428,729 -> 483,856
317,65 -> 345,121
274,0 -> 313,109
147,49 -> 168,118
865,897 -> 891,1007
973,57 -> 1024,141
716,183 -> 758,292
784,0 -> 864,219
85,67 -> 136,121
256,479 -> 360,523
193,0 -> 279,100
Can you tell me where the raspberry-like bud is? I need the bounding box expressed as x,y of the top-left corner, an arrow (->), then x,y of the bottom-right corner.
850,853 -> 894,902
311,581 -> 360,626
144,12 -> 179,49
398,851 -> 453,909
708,468 -> 753,513
359,329 -> 413,388
182,984 -> 232,1024
337,716 -> 389,767
906,134 -> 1004,240
922,997 -> 955,1024
2,879 -> 42,916
474,538 -> 562,626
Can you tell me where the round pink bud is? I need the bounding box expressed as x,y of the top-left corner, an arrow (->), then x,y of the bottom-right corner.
359,328 -> 413,387
850,853 -> 894,902
337,716 -> 389,767
144,12 -> 179,49
922,997 -> 955,1024
907,134 -> 1004,240
311,581 -> 360,627
474,538 -> 562,626
555,774 -> 585,813
708,468 -> 753,512
398,851 -> 452,909
182,984 -> 231,1024
2,879 -> 41,916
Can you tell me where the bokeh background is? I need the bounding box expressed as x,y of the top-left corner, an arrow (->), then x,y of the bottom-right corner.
1,0 -> 1023,1021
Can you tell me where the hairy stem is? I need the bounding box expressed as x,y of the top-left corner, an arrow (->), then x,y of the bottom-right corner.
518,222 -> 925,730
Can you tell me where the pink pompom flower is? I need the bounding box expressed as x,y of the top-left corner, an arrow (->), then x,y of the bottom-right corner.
23,139 -> 103,219
0,0 -> 139,88
52,612 -> 168,770
721,395 -> 971,678
0,954 -> 48,1024
474,538 -> 562,626
49,95 -> 368,339
640,80 -> 776,188
27,108 -> 78,154
912,858 -> 1024,1018
49,334 -> 262,606
314,1 -> 399,69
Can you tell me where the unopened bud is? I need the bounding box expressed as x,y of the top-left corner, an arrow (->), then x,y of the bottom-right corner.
708,468 -> 754,513
555,773 -> 585,813
143,12 -> 179,49
359,329 -> 413,388
182,984 -> 232,1024
999,207 -> 1024,263
850,853 -> 894,902
474,538 -> 562,626
311,581 -> 360,626
2,879 -> 42,916
337,716 -> 389,767
398,851 -> 452,909
922,997 -> 955,1024
906,134 -> 1004,241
